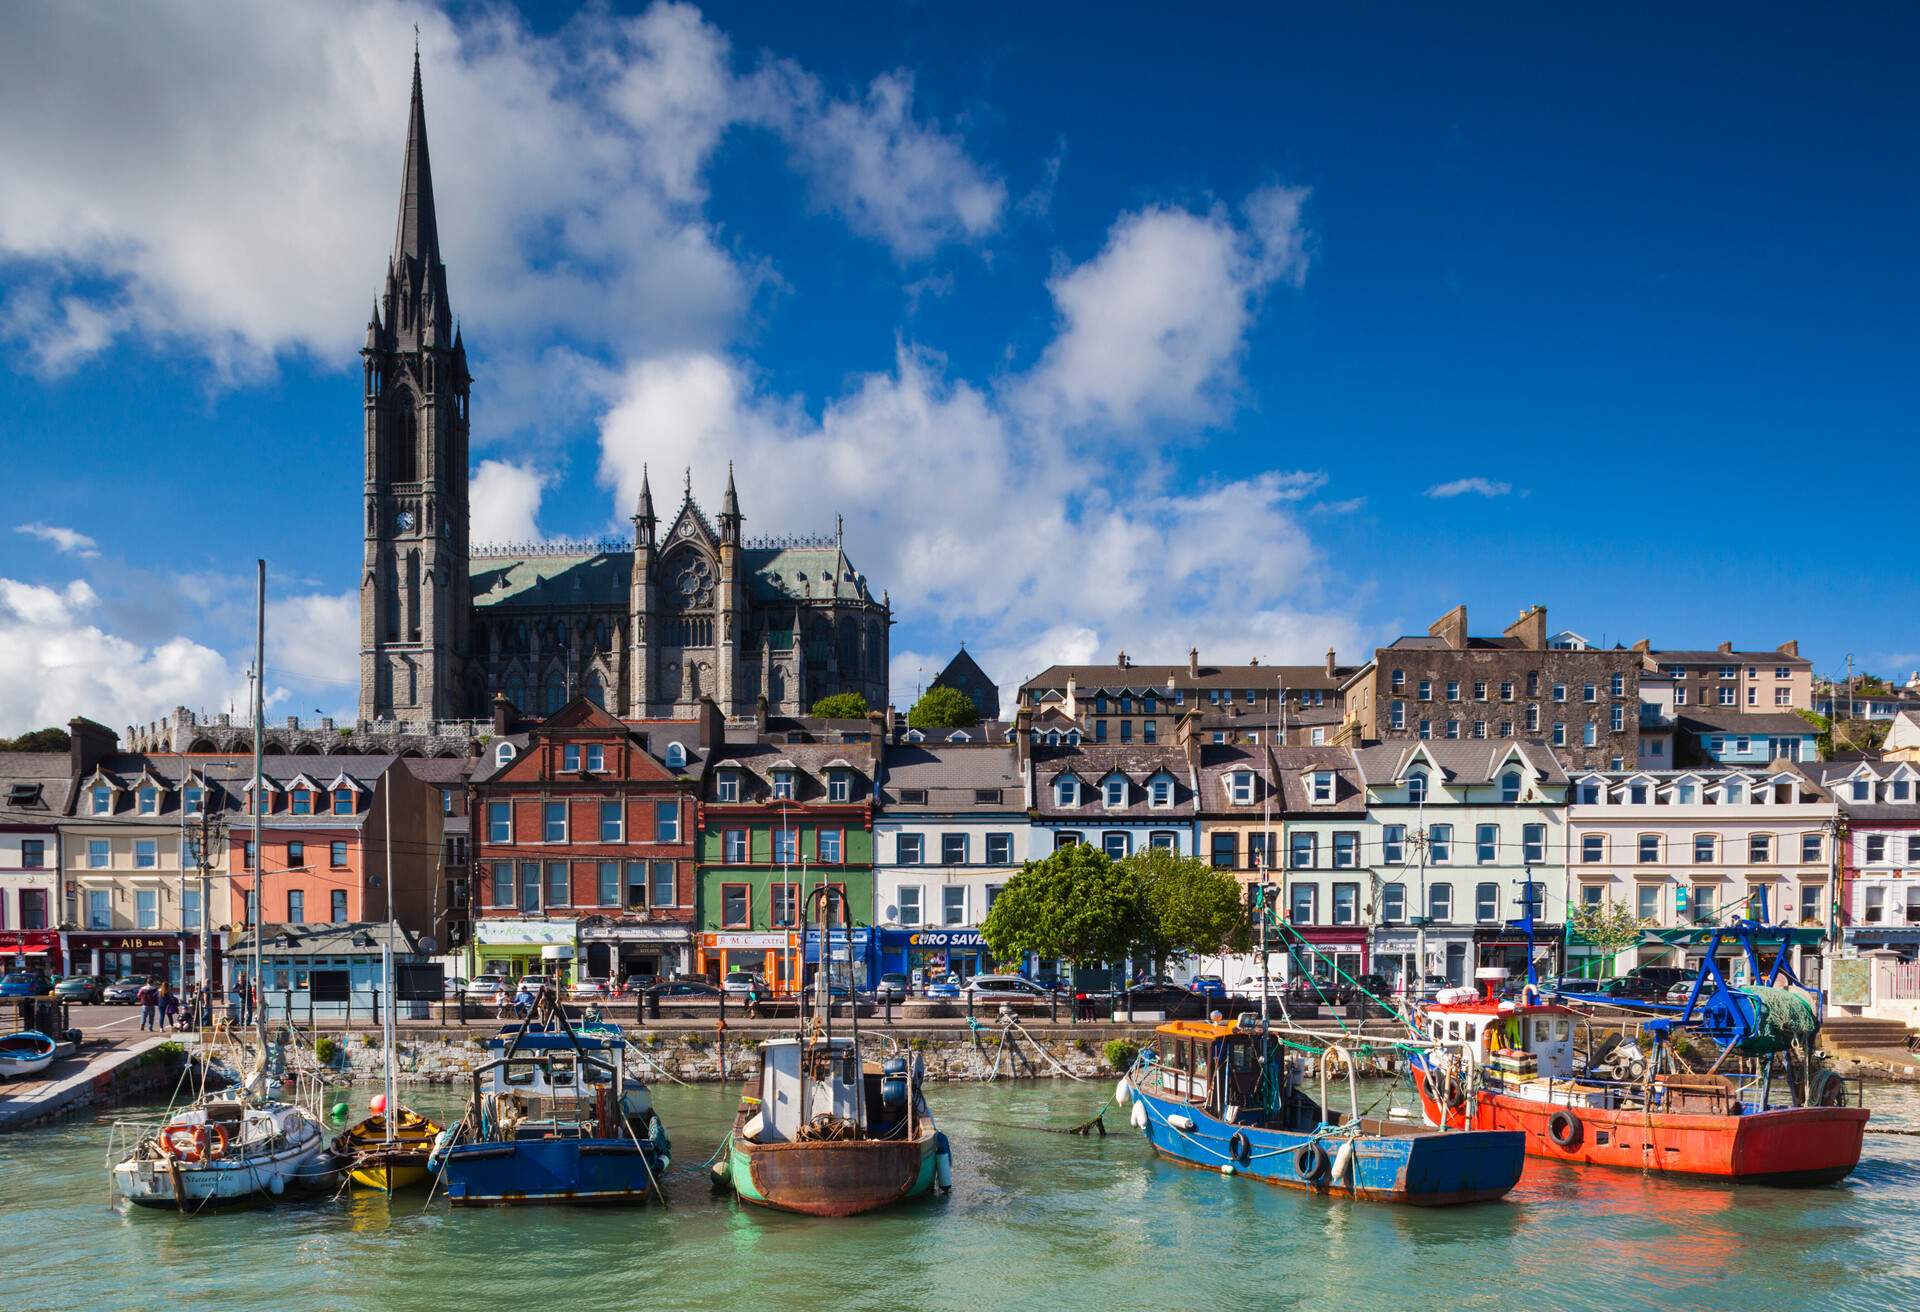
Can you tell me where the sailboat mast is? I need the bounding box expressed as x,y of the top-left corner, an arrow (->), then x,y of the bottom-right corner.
382,781 -> 398,1143
250,560 -> 267,1056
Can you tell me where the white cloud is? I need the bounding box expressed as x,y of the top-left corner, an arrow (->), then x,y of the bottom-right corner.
0,1 -> 1004,391
1020,186 -> 1311,432
14,522 -> 101,557
755,68 -> 1006,259
471,459 -> 552,545
0,577 -> 235,732
266,591 -> 360,696
1425,477 -> 1512,499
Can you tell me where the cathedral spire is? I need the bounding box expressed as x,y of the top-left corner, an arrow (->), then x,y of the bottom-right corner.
634,463 -> 656,543
384,46 -> 451,349
719,461 -> 742,543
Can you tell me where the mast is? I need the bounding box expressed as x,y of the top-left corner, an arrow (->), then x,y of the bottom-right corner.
250,561 -> 268,1061
382,781 -> 398,1143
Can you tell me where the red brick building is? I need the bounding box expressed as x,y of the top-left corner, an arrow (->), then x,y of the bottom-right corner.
471,699 -> 713,984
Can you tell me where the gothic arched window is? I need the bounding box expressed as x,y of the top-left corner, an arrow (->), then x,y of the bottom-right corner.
392,404 -> 419,483
543,670 -> 566,713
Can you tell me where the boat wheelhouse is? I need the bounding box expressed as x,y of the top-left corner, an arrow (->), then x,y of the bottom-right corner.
1122,1015 -> 1526,1206
433,998 -> 669,1206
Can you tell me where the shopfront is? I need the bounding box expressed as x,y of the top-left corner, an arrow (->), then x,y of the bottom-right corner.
65,932 -> 201,985
1288,927 -> 1369,984
877,928 -> 992,987
1474,924 -> 1565,980
696,931 -> 800,993
802,927 -> 876,992
578,923 -> 693,986
0,929 -> 61,975
470,919 -> 578,986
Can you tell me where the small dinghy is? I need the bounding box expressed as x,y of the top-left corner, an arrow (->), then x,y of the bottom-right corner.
0,1029 -> 57,1080
334,1102 -> 444,1193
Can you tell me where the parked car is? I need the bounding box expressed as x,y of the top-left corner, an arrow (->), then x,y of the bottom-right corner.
924,976 -> 961,999
646,977 -> 723,999
1629,966 -> 1692,994
0,971 -> 55,998
442,976 -> 469,999
1339,973 -> 1395,1007
1187,974 -> 1227,1000
568,977 -> 611,1005
721,970 -> 768,996
1665,979 -> 1715,1005
514,974 -> 558,997
1114,982 -> 1204,1015
964,974 -> 1051,1000
102,978 -> 147,1005
54,975 -> 109,1004
465,973 -> 508,1002
873,972 -> 910,1002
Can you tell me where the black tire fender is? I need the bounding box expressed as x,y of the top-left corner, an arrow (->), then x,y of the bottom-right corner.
1548,1108 -> 1583,1149
1294,1140 -> 1329,1181
1227,1130 -> 1251,1163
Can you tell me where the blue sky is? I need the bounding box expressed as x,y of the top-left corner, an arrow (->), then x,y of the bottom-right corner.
1,1 -> 1915,734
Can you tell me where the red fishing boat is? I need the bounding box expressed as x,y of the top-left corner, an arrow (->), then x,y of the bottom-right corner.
1407,914 -> 1868,1186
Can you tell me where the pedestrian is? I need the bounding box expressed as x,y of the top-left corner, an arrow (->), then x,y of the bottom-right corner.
250,978 -> 262,1026
230,972 -> 247,1025
158,981 -> 179,1029
137,979 -> 158,1031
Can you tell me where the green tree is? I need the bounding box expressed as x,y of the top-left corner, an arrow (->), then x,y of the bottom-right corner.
0,726 -> 69,752
907,684 -> 980,730
1568,899 -> 1648,979
809,692 -> 870,719
980,844 -> 1146,970
1122,846 -> 1250,968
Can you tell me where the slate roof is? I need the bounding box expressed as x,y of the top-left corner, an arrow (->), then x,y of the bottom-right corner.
877,744 -> 1023,811
1653,649 -> 1811,666
470,552 -> 631,610
1265,746 -> 1368,813
0,752 -> 71,825
1034,743 -> 1196,818
1676,712 -> 1821,736
1350,740 -> 1568,789
1022,661 -> 1358,694
706,740 -> 877,803
227,919 -> 429,958
70,754 -> 399,819
1803,760 -> 1920,821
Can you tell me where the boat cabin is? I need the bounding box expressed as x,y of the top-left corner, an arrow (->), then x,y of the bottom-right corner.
750,1036 -> 917,1143
1151,1018 -> 1285,1125
1425,968 -> 1576,1081
473,1029 -> 647,1138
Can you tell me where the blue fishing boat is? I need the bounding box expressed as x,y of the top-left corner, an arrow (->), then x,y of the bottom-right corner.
430,991 -> 669,1206
1121,1017 -> 1525,1205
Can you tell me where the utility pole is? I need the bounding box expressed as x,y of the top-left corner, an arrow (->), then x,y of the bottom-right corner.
1845,653 -> 1855,723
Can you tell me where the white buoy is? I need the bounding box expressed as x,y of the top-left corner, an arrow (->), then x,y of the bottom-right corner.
1221,1163 -> 1236,1176
1331,1140 -> 1354,1187
936,1147 -> 954,1191
1168,1113 -> 1196,1132
1130,1101 -> 1149,1132
1115,1078 -> 1133,1108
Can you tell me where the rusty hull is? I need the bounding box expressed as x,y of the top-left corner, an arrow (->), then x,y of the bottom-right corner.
736,1131 -> 934,1217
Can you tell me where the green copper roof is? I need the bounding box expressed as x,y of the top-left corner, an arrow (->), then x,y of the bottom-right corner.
743,546 -> 868,602
471,552 -> 632,609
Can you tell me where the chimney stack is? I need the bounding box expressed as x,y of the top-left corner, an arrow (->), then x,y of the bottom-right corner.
1717,641 -> 1733,655
1429,605 -> 1469,651
490,693 -> 514,737
68,717 -> 117,779
1325,647 -> 1337,677
1188,646 -> 1200,677
1778,640 -> 1800,658
1116,650 -> 1129,669
1502,605 -> 1547,651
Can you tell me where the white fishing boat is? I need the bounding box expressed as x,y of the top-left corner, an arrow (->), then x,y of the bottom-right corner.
0,1029 -> 58,1079
107,562 -> 341,1211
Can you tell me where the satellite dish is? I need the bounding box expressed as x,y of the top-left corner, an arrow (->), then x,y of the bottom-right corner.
418,935 -> 438,954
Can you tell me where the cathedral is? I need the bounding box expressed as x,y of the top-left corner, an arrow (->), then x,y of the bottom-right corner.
357,56 -> 891,728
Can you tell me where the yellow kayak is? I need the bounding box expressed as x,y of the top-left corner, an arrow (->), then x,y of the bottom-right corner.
334,1108 -> 444,1192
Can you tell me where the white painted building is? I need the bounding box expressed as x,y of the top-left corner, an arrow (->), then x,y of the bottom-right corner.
0,754 -> 68,969
1808,760 -> 1920,957
874,743 -> 1031,981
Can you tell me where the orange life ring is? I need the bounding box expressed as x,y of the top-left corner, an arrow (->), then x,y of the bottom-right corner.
160,1122 -> 229,1163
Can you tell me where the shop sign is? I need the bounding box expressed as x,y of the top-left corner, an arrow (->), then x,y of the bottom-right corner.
71,934 -> 179,952
474,919 -> 575,946
711,932 -> 787,949
904,929 -> 984,949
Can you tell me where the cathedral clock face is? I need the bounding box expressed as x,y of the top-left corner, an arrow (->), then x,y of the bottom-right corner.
394,507 -> 416,533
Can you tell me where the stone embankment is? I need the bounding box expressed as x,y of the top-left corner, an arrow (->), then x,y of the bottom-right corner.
0,1035 -> 189,1133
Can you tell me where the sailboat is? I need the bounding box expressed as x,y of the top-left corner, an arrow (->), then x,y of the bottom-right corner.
718,887 -> 952,1215
110,562 -> 338,1210
333,789 -> 442,1192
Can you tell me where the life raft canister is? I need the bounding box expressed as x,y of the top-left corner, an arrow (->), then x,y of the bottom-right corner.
1547,1109 -> 1583,1149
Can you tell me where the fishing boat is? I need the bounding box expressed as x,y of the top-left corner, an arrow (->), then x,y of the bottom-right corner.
1408,906 -> 1869,1185
429,989 -> 669,1206
335,1102 -> 442,1192
718,887 -> 952,1216
108,563 -> 342,1211
0,1029 -> 58,1079
1121,1015 -> 1526,1204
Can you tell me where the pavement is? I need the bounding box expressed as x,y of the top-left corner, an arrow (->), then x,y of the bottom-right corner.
0,1029 -> 183,1132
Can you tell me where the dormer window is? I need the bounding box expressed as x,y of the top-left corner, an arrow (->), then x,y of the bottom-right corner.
772,770 -> 795,800
1055,777 -> 1079,807
827,772 -> 851,803
1576,780 -> 1601,805
1311,771 -> 1335,805
1150,777 -> 1172,808
717,771 -> 741,803
137,785 -> 158,815
1229,771 -> 1255,805
1065,730 -> 1081,745
495,743 -> 517,768
665,742 -> 687,768
184,785 -> 204,816
1851,779 -> 1870,802
1499,771 -> 1521,804
1407,770 -> 1429,805
1104,777 -> 1127,809
333,787 -> 355,815
1724,780 -> 1744,804
91,785 -> 112,816
563,745 -> 582,772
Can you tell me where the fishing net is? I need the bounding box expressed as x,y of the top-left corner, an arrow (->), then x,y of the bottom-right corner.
1734,986 -> 1819,1055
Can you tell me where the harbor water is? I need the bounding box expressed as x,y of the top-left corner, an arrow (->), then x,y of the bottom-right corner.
4,1078 -> 1919,1311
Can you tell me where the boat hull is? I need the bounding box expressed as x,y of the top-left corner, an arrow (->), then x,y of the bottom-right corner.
112,1130 -> 334,1208
1410,1064 -> 1869,1185
336,1111 -> 443,1192
729,1130 -> 938,1216
440,1138 -> 666,1206
1129,1083 -> 1525,1206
